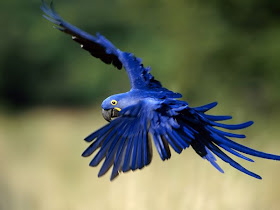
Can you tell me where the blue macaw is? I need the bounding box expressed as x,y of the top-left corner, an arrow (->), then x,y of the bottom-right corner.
41,1 -> 280,181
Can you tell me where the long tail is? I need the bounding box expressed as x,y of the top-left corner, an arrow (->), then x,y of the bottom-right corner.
180,102 -> 280,179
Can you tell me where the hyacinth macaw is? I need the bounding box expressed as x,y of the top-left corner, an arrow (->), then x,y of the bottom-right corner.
41,1 -> 280,181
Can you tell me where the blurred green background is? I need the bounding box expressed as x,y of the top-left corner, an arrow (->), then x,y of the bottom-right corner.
1,0 -> 280,209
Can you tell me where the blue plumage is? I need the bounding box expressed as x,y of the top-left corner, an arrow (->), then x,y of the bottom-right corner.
41,0 -> 280,180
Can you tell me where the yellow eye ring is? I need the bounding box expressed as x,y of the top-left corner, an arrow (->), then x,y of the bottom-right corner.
111,100 -> 117,106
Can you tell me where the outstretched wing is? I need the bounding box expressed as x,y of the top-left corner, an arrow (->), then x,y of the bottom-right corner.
41,1 -> 180,96
82,99 -> 162,180
82,99 -> 189,180
83,99 -> 280,180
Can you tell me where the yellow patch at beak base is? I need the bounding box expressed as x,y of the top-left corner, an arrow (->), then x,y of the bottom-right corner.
114,107 -> 121,111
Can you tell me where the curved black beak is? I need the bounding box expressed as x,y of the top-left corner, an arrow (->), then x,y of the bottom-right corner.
102,109 -> 120,122
102,109 -> 112,122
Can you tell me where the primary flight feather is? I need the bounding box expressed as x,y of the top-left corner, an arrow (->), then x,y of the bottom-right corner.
41,0 -> 280,180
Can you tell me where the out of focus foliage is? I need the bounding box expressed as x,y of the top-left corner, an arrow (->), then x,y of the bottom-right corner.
0,0 -> 279,115
1,2 -> 280,210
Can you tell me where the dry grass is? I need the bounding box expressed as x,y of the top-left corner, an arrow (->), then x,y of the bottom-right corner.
1,108 -> 280,210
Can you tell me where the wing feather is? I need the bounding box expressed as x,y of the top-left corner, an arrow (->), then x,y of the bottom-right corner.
41,0 -> 122,69
111,136 -> 128,180
41,0 -> 182,95
83,99 -> 280,180
98,135 -> 121,177
122,136 -> 134,172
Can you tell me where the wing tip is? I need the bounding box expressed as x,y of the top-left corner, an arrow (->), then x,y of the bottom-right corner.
110,171 -> 119,181
252,173 -> 262,180
84,132 -> 98,142
81,150 -> 89,157
247,120 -> 254,126
41,0 -> 62,23
84,136 -> 93,142
89,160 -> 98,167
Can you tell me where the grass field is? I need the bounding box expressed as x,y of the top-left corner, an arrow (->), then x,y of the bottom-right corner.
1,108 -> 280,210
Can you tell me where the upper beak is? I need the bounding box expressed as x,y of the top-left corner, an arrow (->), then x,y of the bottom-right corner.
102,108 -> 120,122
102,109 -> 112,122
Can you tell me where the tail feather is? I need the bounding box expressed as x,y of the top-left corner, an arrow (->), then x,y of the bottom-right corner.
207,141 -> 262,179
193,102 -> 218,112
217,143 -> 254,162
182,102 -> 280,179
204,147 -> 224,173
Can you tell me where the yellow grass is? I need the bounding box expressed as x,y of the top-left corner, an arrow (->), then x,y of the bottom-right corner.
1,108 -> 280,210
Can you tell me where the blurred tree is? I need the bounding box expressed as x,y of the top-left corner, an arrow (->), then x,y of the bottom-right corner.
0,0 -> 279,116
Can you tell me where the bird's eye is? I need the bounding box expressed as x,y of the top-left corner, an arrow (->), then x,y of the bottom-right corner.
111,100 -> 117,106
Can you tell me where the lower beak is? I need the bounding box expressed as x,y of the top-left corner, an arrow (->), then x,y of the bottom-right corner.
102,108 -> 120,122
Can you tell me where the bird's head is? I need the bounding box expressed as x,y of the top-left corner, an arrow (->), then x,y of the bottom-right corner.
101,93 -> 134,122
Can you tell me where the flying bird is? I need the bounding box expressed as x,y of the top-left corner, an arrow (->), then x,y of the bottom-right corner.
41,0 -> 280,180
